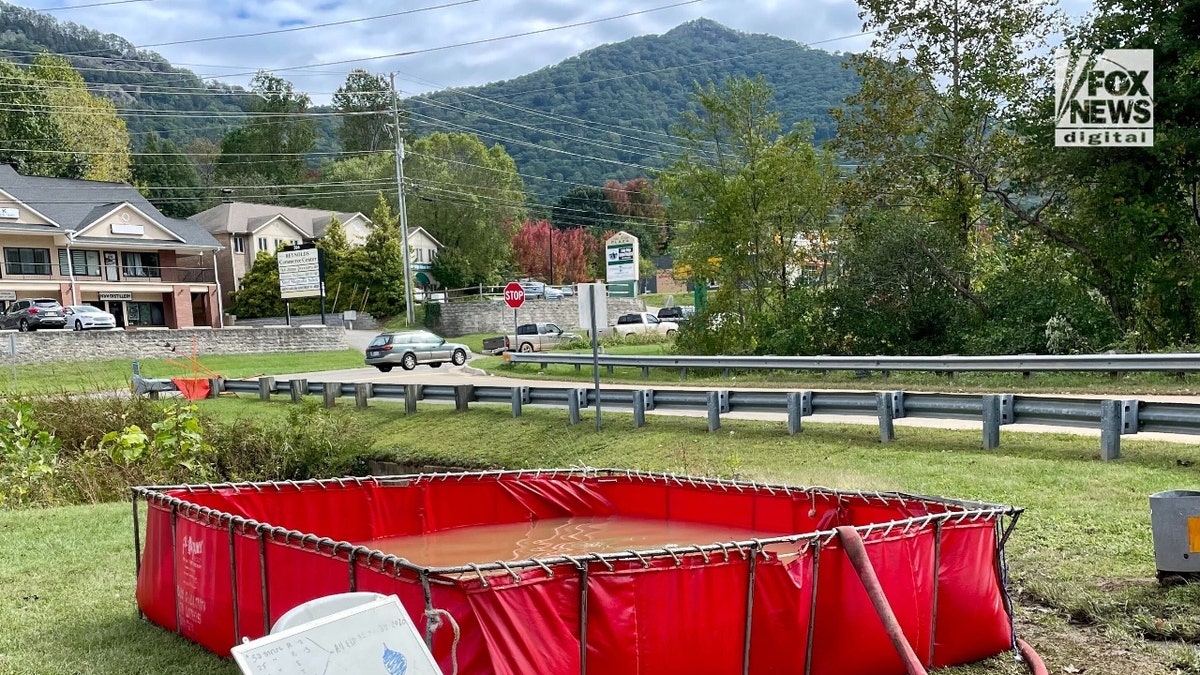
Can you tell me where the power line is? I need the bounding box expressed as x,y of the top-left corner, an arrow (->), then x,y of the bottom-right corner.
27,0 -> 152,12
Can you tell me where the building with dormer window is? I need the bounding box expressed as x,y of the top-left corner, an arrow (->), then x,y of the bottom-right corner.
0,164 -> 223,328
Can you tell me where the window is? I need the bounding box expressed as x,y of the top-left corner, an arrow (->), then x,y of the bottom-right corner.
4,247 -> 51,275
232,236 -> 245,254
274,239 -> 283,251
257,237 -> 268,252
415,249 -> 424,262
428,248 -> 436,261
121,251 -> 161,278
57,249 -> 101,277
126,301 -> 165,327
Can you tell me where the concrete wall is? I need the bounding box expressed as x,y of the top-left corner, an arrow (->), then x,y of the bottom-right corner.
3,325 -> 348,365
433,297 -> 645,336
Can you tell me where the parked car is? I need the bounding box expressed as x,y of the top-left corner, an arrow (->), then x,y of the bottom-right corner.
63,305 -> 117,331
544,286 -> 564,300
518,280 -> 546,299
656,305 -> 694,323
364,330 -> 470,372
612,312 -> 679,338
505,322 -> 582,352
0,298 -> 66,332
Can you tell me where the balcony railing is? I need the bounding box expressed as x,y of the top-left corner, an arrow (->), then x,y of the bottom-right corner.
1,264 -> 215,284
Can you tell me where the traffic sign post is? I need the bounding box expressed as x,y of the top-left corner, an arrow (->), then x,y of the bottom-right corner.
504,282 -> 525,352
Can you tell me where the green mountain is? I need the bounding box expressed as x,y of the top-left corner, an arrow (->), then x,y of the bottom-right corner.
0,0 -> 250,148
409,19 -> 859,194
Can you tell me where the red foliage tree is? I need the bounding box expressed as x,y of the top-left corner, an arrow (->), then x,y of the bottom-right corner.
511,219 -> 599,284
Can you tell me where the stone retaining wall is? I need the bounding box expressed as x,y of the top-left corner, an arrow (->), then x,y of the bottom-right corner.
2,326 -> 348,365
432,297 -> 645,336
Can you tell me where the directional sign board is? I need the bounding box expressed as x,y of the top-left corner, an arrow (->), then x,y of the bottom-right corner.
504,281 -> 525,309
278,248 -> 324,299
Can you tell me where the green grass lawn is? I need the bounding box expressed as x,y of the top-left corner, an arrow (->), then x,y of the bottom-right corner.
2,350 -> 366,396
3,400 -> 1199,674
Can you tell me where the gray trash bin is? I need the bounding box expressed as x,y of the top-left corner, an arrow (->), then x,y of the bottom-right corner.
1149,489 -> 1200,581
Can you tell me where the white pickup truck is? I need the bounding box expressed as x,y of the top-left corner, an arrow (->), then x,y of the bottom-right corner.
611,312 -> 679,338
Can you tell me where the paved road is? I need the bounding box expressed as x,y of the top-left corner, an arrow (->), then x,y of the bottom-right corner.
249,343 -> 1200,445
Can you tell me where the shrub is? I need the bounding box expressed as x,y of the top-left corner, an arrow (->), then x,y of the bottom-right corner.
0,400 -> 61,507
206,400 -> 384,481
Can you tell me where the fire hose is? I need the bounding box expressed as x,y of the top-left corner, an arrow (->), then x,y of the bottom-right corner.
834,526 -> 1048,675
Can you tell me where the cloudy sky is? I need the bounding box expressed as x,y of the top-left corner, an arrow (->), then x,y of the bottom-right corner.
13,0 -> 1090,104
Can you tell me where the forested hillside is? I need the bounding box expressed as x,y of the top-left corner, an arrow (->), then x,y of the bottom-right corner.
0,1 -> 249,147
409,19 -> 859,190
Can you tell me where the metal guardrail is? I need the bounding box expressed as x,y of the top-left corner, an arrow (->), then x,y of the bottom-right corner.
505,351 -> 1200,374
213,376 -> 1200,461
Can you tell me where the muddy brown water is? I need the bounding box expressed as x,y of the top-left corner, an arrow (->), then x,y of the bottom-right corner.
362,516 -> 792,568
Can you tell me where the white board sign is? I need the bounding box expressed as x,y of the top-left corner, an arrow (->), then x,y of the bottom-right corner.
0,207 -> 18,219
0,290 -> 15,301
231,595 -> 442,675
277,248 -> 323,299
577,282 -> 608,333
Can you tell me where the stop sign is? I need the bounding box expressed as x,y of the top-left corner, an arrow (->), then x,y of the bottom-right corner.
503,281 -> 526,309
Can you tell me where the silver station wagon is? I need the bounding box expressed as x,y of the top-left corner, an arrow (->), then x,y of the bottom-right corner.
364,330 -> 470,372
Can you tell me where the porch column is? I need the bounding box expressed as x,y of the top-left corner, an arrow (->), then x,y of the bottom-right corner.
167,285 -> 193,329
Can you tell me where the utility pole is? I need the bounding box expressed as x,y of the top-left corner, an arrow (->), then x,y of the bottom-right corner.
390,73 -> 416,326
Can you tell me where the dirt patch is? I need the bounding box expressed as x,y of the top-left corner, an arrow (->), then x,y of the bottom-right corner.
1010,606 -> 1198,675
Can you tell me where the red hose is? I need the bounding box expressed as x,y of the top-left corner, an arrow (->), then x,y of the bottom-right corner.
1017,638 -> 1049,675
835,526 -> 929,675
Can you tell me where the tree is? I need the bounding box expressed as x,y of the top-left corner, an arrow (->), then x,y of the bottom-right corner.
306,152 -> 394,215
215,72 -> 316,187
511,219 -> 598,283
405,133 -> 526,284
228,252 -> 284,319
661,76 -> 840,351
346,193 -> 409,317
603,178 -> 670,253
0,54 -> 131,182
551,186 -> 617,232
132,134 -> 206,218
333,70 -> 396,153
831,0 -> 1059,324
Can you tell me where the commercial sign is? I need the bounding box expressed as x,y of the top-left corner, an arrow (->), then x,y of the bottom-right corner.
277,247 -> 324,299
0,290 -> 16,301
1055,49 -> 1154,147
605,231 -> 639,283
98,292 -> 132,301
110,223 -> 146,236
0,207 -> 18,219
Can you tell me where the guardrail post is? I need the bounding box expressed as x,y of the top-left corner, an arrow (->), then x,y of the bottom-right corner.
404,385 -> 419,415
575,364 -> 581,373
258,377 -> 274,401
641,366 -> 650,379
680,367 -> 688,380
787,392 -> 803,435
707,391 -> 721,432
876,392 -> 895,442
1099,399 -> 1121,460
633,391 -> 647,428
289,379 -> 307,404
322,382 -> 338,408
982,394 -> 1001,450
1121,399 -> 1139,435
510,387 -> 523,418
568,390 -> 582,425
208,378 -> 222,399
606,364 -> 614,375
454,385 -> 473,412
354,382 -> 372,409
